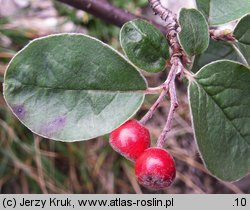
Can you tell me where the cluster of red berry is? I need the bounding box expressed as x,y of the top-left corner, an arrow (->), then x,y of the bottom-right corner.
109,120 -> 176,190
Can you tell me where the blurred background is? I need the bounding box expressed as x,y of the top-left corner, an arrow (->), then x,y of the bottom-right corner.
0,0 -> 249,194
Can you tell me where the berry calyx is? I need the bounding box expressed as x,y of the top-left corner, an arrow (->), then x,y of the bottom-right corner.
109,119 -> 150,161
135,147 -> 176,190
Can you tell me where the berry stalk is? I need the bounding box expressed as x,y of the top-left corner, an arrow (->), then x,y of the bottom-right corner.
157,58 -> 179,148
140,90 -> 167,125
147,0 -> 186,148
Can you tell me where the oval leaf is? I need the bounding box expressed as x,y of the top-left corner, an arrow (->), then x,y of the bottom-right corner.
233,14 -> 250,66
189,60 -> 250,181
178,8 -> 209,57
4,34 -> 147,141
120,19 -> 170,73
196,0 -> 250,25
192,39 -> 244,73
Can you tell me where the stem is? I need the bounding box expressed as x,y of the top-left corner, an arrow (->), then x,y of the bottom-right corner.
148,0 -> 177,22
210,29 -> 236,42
57,0 -> 237,43
157,68 -> 178,148
133,87 -> 162,95
183,68 -> 195,82
140,58 -> 179,125
145,86 -> 163,94
140,90 -> 167,125
156,57 -> 179,147
141,1 -> 183,148
56,0 -> 166,33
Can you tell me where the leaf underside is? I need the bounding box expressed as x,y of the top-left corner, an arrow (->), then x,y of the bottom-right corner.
189,60 -> 250,181
4,34 -> 147,141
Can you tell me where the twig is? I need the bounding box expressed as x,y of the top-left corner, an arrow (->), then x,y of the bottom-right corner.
148,0 -> 181,56
183,68 -> 195,82
210,29 -> 236,42
140,58 -> 179,125
157,58 -> 179,148
148,0 -> 177,23
139,0 -> 184,125
57,0 -> 237,43
56,0 -> 166,33
144,87 -> 162,95
147,1 -> 186,148
140,90 -> 167,125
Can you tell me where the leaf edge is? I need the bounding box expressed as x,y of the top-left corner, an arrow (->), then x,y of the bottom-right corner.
3,33 -> 147,142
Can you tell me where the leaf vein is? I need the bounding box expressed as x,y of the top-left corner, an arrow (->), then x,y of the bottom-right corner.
194,81 -> 250,148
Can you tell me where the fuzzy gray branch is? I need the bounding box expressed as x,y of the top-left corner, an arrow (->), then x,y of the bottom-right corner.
146,0 -> 183,148
157,58 -> 179,148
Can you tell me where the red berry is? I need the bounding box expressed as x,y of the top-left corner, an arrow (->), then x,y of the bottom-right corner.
109,120 -> 150,161
135,147 -> 176,190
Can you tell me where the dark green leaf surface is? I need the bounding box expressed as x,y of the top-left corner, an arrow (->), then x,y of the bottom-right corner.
120,19 -> 169,73
178,8 -> 209,57
196,0 -> 250,25
234,43 -> 250,66
233,14 -> 250,66
4,34 -> 147,141
234,14 -> 250,45
189,60 -> 250,181
196,0 -> 210,19
192,39 -> 243,73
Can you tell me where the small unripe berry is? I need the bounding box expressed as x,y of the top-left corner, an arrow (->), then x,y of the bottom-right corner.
109,120 -> 150,161
135,147 -> 176,190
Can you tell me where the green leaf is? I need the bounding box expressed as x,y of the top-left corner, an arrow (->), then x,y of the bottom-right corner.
233,14 -> 250,66
192,39 -> 244,73
189,60 -> 250,181
234,43 -> 250,66
192,15 -> 250,72
196,0 -> 250,25
234,14 -> 250,45
120,19 -> 170,73
4,34 -> 147,141
196,0 -> 210,19
178,8 -> 209,57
